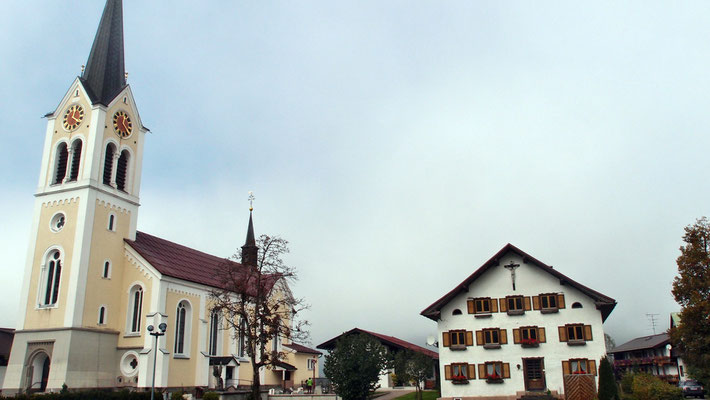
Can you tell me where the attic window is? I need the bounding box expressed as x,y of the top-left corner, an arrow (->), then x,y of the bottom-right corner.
75,89 -> 79,97
572,302 -> 583,309
123,96 -> 127,104
452,309 -> 462,316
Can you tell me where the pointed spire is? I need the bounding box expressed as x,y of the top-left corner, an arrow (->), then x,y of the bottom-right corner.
80,0 -> 126,105
241,193 -> 258,267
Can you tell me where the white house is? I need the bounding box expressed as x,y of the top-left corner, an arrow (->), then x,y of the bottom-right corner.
421,244 -> 616,400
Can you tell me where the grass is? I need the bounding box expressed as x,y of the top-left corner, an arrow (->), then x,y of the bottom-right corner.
391,390 -> 440,400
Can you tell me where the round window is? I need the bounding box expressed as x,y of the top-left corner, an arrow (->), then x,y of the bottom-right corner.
50,213 -> 66,232
120,351 -> 139,377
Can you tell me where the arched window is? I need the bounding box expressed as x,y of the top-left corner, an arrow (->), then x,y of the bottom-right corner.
116,150 -> 129,192
53,143 -> 68,184
41,250 -> 62,306
452,309 -> 462,315
208,311 -> 220,355
102,143 -> 116,186
572,302 -> 583,309
128,285 -> 143,333
174,301 -> 191,355
108,213 -> 116,232
98,306 -> 106,325
68,140 -> 83,181
102,260 -> 111,278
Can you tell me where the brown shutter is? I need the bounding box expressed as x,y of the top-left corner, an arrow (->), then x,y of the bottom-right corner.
442,332 -> 450,347
467,300 -> 474,314
562,361 -> 571,376
538,327 -> 546,343
589,360 -> 597,376
557,293 -> 566,309
476,330 -> 484,346
466,331 -> 474,346
524,296 -> 532,311
478,364 -> 486,379
490,299 -> 498,313
499,298 -> 507,312
502,363 -> 510,379
584,325 -> 593,341
513,328 -> 521,344
532,296 -> 541,310
558,326 -> 568,342
444,365 -> 452,380
468,364 -> 476,380
499,329 -> 508,344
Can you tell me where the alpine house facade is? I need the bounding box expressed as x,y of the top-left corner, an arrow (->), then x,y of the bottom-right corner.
421,244 -> 616,400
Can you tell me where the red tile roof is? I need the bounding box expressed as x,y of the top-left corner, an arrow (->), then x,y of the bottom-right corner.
317,328 -> 439,360
420,243 -> 617,322
126,231 -> 279,293
284,343 -> 322,355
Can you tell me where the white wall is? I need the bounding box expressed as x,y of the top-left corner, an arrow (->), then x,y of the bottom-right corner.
437,251 -> 608,398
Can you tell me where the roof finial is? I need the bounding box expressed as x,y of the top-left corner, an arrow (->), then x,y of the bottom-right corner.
248,191 -> 255,212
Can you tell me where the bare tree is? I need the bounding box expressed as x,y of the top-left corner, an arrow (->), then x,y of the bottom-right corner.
210,224 -> 309,400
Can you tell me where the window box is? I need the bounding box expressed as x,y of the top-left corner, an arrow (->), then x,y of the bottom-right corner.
450,344 -> 467,351
451,376 -> 469,385
567,340 -> 586,346
486,377 -> 504,384
521,338 -> 540,348
474,313 -> 492,319
483,344 -> 501,350
507,309 -> 524,316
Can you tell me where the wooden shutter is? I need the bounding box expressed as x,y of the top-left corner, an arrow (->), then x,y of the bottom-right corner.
490,299 -> 498,313
499,329 -> 508,344
513,328 -> 521,344
442,332 -> 450,347
584,325 -> 593,341
502,363 -> 511,379
476,330 -> 484,345
589,360 -> 597,376
467,300 -> 474,314
468,364 -> 476,380
524,296 -> 532,311
538,327 -> 546,343
532,295 -> 541,310
499,298 -> 507,312
444,365 -> 452,380
478,364 -> 486,379
558,326 -> 568,342
465,331 -> 474,346
562,361 -> 571,376
557,293 -> 566,309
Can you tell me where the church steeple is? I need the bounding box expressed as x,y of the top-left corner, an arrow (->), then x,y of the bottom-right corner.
241,193 -> 259,267
80,0 -> 126,106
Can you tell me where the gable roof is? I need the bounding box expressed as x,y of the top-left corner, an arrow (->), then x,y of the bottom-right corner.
609,333 -> 670,354
317,328 -> 439,360
284,343 -> 322,355
420,243 -> 617,322
126,231 -> 279,293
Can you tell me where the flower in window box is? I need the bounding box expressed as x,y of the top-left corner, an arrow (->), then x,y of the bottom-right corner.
452,374 -> 468,384
486,372 -> 503,382
572,369 -> 587,375
521,338 -> 540,347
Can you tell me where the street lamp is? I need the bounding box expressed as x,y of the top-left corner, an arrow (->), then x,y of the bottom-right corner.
148,323 -> 167,400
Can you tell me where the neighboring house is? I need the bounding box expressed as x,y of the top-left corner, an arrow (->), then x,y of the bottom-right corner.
421,244 -> 616,400
282,344 -> 322,389
2,0 -> 311,394
318,328 -> 439,389
0,329 -> 14,393
609,333 -> 683,383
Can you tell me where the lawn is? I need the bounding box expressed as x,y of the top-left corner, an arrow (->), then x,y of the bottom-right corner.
392,390 -> 440,400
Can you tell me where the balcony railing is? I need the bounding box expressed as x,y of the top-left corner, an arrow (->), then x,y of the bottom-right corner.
613,356 -> 674,367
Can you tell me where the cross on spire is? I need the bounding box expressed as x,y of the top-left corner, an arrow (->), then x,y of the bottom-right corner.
504,262 -> 520,291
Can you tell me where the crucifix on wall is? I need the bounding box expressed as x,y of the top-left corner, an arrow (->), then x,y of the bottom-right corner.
504,262 -> 520,290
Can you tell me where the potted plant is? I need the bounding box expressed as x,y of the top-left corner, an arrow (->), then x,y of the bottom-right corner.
486,372 -> 503,383
452,374 -> 469,384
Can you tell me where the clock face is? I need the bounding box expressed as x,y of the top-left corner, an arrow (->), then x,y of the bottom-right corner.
62,104 -> 84,131
113,111 -> 133,138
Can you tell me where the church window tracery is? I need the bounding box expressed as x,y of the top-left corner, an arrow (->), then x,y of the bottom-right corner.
40,250 -> 62,306
128,285 -> 143,333
174,301 -> 191,356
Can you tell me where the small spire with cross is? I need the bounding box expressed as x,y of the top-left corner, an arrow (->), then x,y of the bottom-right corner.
248,191 -> 255,211
504,261 -> 521,291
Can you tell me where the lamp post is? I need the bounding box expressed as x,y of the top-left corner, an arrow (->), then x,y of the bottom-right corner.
147,323 -> 167,400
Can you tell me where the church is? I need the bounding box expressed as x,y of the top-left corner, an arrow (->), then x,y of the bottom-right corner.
2,0 -> 318,394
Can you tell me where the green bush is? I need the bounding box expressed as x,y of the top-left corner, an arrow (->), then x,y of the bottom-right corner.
630,373 -> 682,400
202,392 -> 220,400
170,390 -> 185,400
620,373 -> 635,394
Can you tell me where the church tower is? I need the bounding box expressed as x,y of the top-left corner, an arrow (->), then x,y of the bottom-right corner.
4,0 -> 149,392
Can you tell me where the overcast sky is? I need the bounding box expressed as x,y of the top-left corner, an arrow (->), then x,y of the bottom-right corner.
2,1 -> 709,349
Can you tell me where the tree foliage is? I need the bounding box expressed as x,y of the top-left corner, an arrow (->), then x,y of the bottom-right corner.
597,357 -> 619,400
670,217 -> 710,385
210,235 -> 309,400
323,333 -> 390,400
393,350 -> 434,400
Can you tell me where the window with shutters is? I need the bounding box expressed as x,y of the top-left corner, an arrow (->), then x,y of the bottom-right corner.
477,328 -> 507,349
562,358 -> 597,376
506,295 -> 524,315
469,297 -> 496,316
483,362 -> 504,382
443,330 -> 472,350
559,324 -> 592,345
445,363 -> 474,384
540,293 -> 558,312
513,326 -> 546,347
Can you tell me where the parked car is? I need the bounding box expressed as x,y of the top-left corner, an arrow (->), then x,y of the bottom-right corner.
679,379 -> 705,398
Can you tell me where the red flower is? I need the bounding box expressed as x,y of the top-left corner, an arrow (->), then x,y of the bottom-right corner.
521,338 -> 539,346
